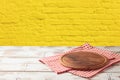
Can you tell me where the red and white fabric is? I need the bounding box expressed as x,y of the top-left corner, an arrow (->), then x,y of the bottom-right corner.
39,44 -> 120,78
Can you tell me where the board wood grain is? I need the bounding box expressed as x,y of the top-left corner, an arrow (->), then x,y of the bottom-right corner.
0,46 -> 119,80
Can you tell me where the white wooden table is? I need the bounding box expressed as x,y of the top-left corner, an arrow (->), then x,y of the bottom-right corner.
0,46 -> 120,80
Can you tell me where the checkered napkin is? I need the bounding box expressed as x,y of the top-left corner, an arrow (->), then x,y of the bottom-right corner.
39,44 -> 120,78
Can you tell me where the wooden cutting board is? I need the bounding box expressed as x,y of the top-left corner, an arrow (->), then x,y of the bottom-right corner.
60,51 -> 109,70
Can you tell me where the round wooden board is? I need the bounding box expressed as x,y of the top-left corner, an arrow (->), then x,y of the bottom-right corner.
60,51 -> 109,70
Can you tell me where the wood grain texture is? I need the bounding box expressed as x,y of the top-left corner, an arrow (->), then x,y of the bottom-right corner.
0,46 -> 120,80
60,51 -> 109,70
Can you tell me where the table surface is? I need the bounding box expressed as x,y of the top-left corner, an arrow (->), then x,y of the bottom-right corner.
0,46 -> 120,80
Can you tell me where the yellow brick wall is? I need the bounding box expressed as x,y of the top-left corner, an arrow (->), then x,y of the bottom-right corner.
0,0 -> 120,46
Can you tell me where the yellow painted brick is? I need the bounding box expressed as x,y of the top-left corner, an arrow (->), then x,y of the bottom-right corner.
43,8 -> 101,14
0,0 -> 120,45
45,19 -> 116,25
45,14 -> 117,20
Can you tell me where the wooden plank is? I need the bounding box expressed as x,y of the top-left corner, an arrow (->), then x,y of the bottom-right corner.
0,62 -> 120,72
104,65 -> 120,73
0,57 -> 52,71
0,57 -> 120,72
103,46 -> 120,53
0,58 -> 40,64
26,63 -> 52,71
0,63 -> 26,71
25,63 -> 120,72
0,72 -> 87,80
44,46 -> 120,57
0,72 -> 120,80
0,49 -> 44,58
0,57 -> 120,65
0,63 -> 51,72
0,46 -> 120,58
0,46 -> 71,58
91,73 -> 120,80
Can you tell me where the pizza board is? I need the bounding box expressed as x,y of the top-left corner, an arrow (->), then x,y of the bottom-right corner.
60,51 -> 109,70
